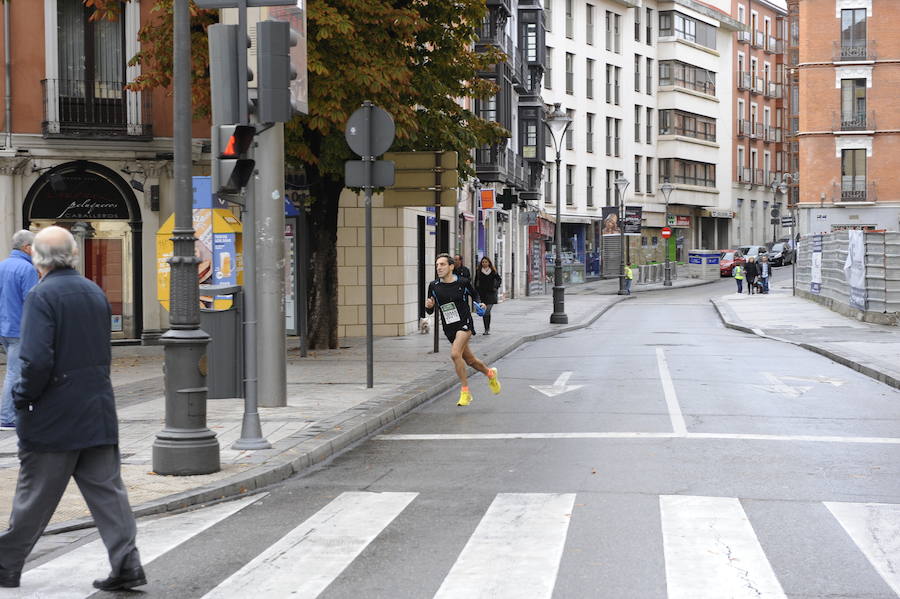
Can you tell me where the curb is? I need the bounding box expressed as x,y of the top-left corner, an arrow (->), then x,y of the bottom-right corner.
709,297 -> 900,392
45,295 -> 631,534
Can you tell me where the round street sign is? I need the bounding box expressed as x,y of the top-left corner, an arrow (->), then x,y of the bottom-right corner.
345,104 -> 395,157
661,227 -> 672,239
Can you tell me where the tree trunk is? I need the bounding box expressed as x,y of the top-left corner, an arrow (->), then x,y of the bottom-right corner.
306,173 -> 342,350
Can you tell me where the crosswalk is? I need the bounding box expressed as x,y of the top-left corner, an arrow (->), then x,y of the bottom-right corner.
5,491 -> 899,598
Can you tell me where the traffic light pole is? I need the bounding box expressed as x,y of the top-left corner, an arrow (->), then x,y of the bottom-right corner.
152,0 -> 219,475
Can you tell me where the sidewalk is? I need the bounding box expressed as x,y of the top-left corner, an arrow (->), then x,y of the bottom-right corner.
712,276 -> 900,389
0,275 -> 706,533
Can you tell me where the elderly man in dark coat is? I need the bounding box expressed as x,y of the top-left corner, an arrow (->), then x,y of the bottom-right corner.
0,226 -> 144,591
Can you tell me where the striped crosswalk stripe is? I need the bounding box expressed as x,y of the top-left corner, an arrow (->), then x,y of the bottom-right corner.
825,501 -> 900,596
202,491 -> 417,599
433,493 -> 575,599
14,493 -> 265,599
660,495 -> 787,599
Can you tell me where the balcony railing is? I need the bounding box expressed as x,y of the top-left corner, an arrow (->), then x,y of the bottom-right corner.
834,110 -> 876,131
834,40 -> 877,61
752,76 -> 765,94
765,36 -> 783,54
764,126 -> 782,143
737,30 -> 751,44
753,122 -> 765,139
737,119 -> 752,137
738,167 -> 752,184
753,30 -> 765,48
765,81 -> 782,99
836,180 -> 877,202
477,23 -> 512,52
751,168 -> 765,186
42,79 -> 152,139
738,72 -> 752,91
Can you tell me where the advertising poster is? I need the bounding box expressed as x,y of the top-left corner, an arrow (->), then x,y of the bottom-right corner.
624,206 -> 642,235
600,206 -> 621,235
844,229 -> 867,310
810,234 -> 823,294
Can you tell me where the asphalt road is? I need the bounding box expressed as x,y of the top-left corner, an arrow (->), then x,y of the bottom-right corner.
15,278 -> 900,599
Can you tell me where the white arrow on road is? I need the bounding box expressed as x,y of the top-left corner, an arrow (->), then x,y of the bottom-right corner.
781,375 -> 845,387
755,372 -> 812,398
530,371 -> 584,397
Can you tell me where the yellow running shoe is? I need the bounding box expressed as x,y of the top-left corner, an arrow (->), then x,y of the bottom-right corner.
487,368 -> 501,395
458,388 -> 473,406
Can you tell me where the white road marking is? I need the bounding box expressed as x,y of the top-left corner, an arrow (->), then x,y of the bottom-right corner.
825,501 -> 900,595
529,371 -> 584,397
756,372 -> 812,398
434,493 -> 575,599
656,347 -> 687,435
781,375 -> 845,387
660,495 -> 787,599
16,493 -> 266,598
375,431 -> 900,445
202,491 -> 417,599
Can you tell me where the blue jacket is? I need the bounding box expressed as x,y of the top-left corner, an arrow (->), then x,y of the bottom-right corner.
0,249 -> 39,337
13,268 -> 118,452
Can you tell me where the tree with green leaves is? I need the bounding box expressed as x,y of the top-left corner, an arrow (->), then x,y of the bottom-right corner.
73,0 -> 508,349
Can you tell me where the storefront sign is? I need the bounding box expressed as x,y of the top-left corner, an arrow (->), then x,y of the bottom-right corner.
666,215 -> 691,227
29,169 -> 131,220
480,189 -> 495,209
700,209 -> 735,218
624,206 -> 642,235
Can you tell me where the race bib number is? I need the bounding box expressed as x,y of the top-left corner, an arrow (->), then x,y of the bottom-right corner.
440,301 -> 461,324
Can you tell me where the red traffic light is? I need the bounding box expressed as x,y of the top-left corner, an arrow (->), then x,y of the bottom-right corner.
661,227 -> 672,239
219,125 -> 255,158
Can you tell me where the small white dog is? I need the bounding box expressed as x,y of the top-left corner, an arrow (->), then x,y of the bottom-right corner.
418,316 -> 431,334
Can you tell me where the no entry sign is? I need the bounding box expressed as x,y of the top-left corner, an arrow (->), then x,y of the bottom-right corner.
661,227 -> 672,239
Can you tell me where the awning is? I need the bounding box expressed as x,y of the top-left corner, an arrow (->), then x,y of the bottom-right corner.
460,211 -> 475,222
560,215 -> 597,225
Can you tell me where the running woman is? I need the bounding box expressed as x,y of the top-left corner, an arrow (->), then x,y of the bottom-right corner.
425,253 -> 501,406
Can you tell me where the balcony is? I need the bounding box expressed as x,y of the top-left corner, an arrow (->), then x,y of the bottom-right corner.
834,110 -> 876,132
765,81 -> 782,99
751,168 -> 765,186
476,145 -> 528,190
765,36 -> 783,54
752,76 -> 765,95
737,30 -> 751,44
764,126 -> 782,143
477,23 -> 512,52
753,30 -> 765,48
738,167 -> 752,184
737,119 -> 752,137
833,40 -> 877,62
836,180 -> 877,202
738,72 -> 752,91
752,122 -> 764,139
42,79 -> 152,140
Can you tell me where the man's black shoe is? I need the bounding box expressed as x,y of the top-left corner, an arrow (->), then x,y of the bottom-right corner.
0,566 -> 21,588
92,566 -> 147,591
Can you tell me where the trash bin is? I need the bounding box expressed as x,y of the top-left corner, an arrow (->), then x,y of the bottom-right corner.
199,284 -> 243,399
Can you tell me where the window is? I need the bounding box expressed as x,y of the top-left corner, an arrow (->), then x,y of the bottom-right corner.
614,14 -> 621,53
646,58 -> 653,94
586,113 -> 595,152
605,11 -> 613,51
646,107 -> 653,143
523,120 -> 538,159
614,66 -> 621,104
634,105 -> 641,143
586,59 -> 595,99
605,63 -> 613,103
545,0 -> 552,32
545,48 -> 553,89
478,95 -> 497,122
738,4 -> 745,24
634,54 -> 641,92
635,156 -> 642,192
646,8 -> 653,44
659,158 -> 717,187
646,157 -> 653,193
841,9 -> 866,54
841,149 -> 866,196
659,11 -> 717,50
605,117 -> 612,155
566,0 -> 574,39
586,4 -> 594,45
525,23 -> 538,62
566,165 -> 574,205
658,60 -> 716,96
635,6 -> 641,42
614,119 -> 621,157
587,167 -> 595,207
737,146 -> 746,181
658,109 -> 717,142
545,165 -> 553,203
841,78 -> 867,127
565,52 -> 574,94
566,109 -> 575,150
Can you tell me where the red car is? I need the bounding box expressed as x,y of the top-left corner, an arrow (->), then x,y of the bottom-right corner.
719,249 -> 746,277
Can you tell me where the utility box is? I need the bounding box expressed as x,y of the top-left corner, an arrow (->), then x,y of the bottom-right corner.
199,284 -> 244,399
687,249 -> 721,280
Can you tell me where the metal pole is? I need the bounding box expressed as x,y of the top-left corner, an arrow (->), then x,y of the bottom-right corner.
152,0 -> 219,475
433,203 -> 440,354
364,102 -> 374,388
550,148 -> 568,323
298,206 -> 309,357
617,181 -> 629,295
256,122 -> 286,407
663,189 -> 672,286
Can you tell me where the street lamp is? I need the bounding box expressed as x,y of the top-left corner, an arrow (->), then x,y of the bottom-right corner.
615,176 -> 630,295
544,103 -> 571,324
770,178 -> 788,246
659,181 -> 675,286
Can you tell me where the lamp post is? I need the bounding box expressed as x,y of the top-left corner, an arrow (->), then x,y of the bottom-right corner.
659,181 -> 674,286
614,177 -> 630,295
781,172 -> 797,297
544,103 -> 571,324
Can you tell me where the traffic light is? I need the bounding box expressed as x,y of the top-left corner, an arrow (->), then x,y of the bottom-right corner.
498,188 -> 518,210
256,20 -> 299,123
214,125 -> 256,196
208,23 -> 253,126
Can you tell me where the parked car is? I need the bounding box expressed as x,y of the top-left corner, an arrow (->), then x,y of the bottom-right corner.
768,242 -> 794,266
737,245 -> 769,263
719,249 -> 746,277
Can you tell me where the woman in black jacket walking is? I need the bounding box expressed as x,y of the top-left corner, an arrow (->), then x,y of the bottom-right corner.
474,256 -> 501,334
744,256 -> 759,295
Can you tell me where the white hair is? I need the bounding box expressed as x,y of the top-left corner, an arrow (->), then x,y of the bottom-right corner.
11,229 -> 33,250
32,226 -> 78,271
